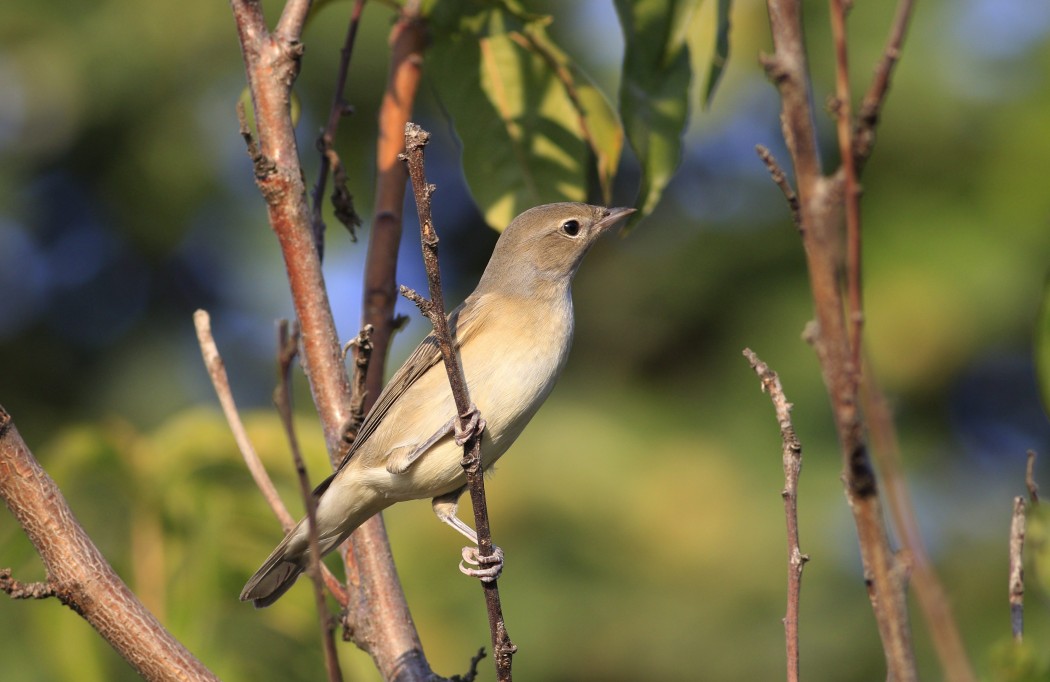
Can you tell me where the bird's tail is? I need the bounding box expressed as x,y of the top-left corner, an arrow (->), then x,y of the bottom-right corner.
240,524 -> 309,608
241,517 -> 352,608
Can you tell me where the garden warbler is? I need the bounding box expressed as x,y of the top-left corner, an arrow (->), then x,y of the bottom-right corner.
241,202 -> 634,607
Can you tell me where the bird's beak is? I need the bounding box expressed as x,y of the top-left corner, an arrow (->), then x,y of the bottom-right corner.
594,206 -> 636,235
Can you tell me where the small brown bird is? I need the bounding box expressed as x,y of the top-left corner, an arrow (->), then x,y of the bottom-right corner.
241,202 -> 633,607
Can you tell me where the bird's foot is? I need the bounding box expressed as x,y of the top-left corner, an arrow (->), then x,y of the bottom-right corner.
459,544 -> 504,582
454,404 -> 486,446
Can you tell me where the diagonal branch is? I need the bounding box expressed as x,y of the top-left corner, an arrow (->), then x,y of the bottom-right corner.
0,405 -> 220,681
401,122 -> 517,682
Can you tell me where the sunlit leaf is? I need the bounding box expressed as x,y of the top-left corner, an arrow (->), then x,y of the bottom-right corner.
615,0 -> 698,230
426,0 -> 620,229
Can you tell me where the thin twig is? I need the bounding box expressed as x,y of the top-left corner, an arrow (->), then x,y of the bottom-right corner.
401,122 -> 516,682
0,570 -> 57,600
450,648 -> 488,682
340,324 -> 374,450
311,0 -> 366,250
194,309 -> 295,531
273,321 -> 343,682
744,349 -> 808,682
854,0 -> 916,171
194,309 -> 347,602
755,144 -> 801,231
1009,496 -> 1026,643
828,0 -> 864,378
1026,450 -> 1040,505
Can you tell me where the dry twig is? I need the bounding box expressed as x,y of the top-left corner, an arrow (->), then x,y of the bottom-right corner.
1026,450 -> 1040,505
744,349 -> 808,682
401,122 -> 517,682
1009,496 -> 1026,643
311,0 -> 367,250
273,321 -> 343,682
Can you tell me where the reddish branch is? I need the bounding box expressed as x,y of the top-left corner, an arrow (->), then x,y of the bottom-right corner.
0,406 -> 219,681
229,1 -> 432,679
759,0 -> 931,678
744,349 -> 808,682
401,122 -> 517,682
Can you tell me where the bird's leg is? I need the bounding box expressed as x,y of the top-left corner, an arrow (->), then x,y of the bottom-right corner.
453,403 -> 486,446
431,490 -> 504,582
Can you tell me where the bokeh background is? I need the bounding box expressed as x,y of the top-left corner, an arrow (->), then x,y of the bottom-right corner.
2,0 -> 1050,680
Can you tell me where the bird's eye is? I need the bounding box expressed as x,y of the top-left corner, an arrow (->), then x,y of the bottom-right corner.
561,219 -> 581,236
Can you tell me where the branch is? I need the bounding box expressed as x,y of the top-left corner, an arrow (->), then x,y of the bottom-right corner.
194,310 -> 295,531
1009,496 -> 1026,643
828,0 -> 863,374
0,406 -> 219,681
1026,450 -> 1040,505
755,144 -> 801,231
743,349 -> 808,682
761,0 -> 918,677
311,0 -> 366,249
854,0 -> 916,171
401,122 -> 516,682
863,373 -> 975,681
229,4 -> 431,679
274,321 -> 344,682
194,309 -> 347,601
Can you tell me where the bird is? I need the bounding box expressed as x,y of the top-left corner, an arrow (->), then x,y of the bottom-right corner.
240,202 -> 634,607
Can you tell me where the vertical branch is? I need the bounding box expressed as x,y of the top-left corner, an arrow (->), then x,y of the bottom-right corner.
230,0 -> 353,455
761,0 -> 922,678
401,122 -> 516,682
229,3 -> 432,680
863,375 -> 975,681
360,4 -> 426,405
331,6 -> 433,679
828,0 -> 863,374
743,350 -> 809,682
1008,496 -> 1026,643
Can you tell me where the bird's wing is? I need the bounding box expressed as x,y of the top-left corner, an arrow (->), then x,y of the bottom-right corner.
318,296 -> 486,488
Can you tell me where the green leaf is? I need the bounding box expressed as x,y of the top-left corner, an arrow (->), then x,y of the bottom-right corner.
702,0 -> 732,109
1036,272 -> 1050,418
615,0 -> 698,230
426,1 -> 622,230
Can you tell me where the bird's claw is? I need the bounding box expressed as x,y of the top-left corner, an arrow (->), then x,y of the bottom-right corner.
454,404 -> 486,446
458,544 -> 504,582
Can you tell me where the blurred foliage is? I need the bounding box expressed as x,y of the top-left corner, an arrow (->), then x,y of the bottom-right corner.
1,0 -> 1050,681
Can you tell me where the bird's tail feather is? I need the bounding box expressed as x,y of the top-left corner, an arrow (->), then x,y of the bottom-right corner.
240,525 -> 307,607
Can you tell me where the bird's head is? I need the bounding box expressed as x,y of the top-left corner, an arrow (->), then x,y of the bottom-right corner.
477,203 -> 635,296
